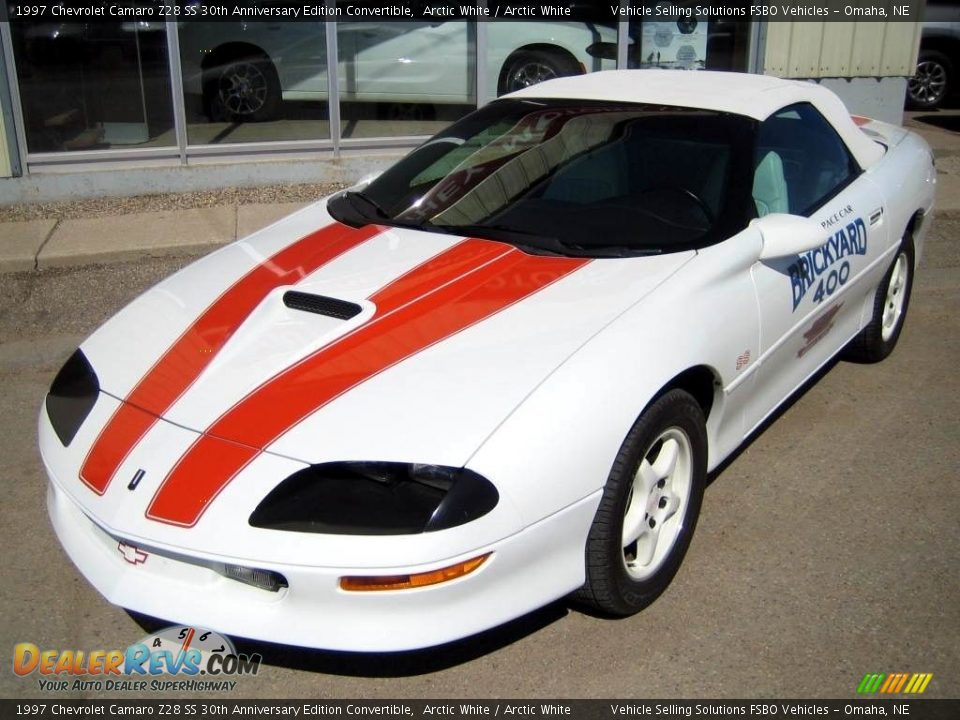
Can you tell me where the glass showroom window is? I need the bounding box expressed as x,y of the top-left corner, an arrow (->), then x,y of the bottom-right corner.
627,4 -> 751,72
490,18 -> 617,98
336,19 -> 476,139
10,20 -> 174,153
332,15 -> 617,139
177,21 -> 331,145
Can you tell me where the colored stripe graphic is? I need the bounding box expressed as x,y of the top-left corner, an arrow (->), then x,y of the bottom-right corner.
857,673 -> 933,694
857,674 -> 885,694
904,673 -> 933,694
79,222 -> 382,495
857,673 -> 886,693
880,673 -> 901,693
147,239 -> 589,526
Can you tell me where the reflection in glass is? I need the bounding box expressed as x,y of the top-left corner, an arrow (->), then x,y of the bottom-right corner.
11,20 -> 174,153
178,21 -> 330,145
331,100 -> 754,256
627,3 -> 752,72
333,18 -> 616,138
488,21 -> 617,97
337,20 -> 475,139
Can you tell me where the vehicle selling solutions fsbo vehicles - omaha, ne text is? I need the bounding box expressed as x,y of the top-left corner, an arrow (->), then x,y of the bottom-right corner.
40,70 -> 935,651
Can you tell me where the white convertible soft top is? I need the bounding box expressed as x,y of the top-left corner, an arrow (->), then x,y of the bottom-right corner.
504,70 -> 885,170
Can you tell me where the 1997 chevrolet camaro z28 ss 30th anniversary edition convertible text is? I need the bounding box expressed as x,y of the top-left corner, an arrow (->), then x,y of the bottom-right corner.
40,70 -> 935,652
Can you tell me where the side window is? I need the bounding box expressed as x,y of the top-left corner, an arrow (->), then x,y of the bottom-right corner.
752,103 -> 859,218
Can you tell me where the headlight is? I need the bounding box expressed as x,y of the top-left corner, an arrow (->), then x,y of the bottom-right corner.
46,349 -> 99,447
249,462 -> 499,535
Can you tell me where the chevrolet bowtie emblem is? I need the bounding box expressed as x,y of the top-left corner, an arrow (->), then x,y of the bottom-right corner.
118,541 -> 148,565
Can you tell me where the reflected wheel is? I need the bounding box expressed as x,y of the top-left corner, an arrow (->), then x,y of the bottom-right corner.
500,50 -> 581,95
205,55 -> 281,122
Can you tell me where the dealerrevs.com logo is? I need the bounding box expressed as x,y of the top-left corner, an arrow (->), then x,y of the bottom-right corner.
13,626 -> 261,692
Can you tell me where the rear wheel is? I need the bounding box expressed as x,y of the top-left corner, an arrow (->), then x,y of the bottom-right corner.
499,50 -> 581,95
844,237 -> 915,363
204,55 -> 281,122
577,390 -> 707,616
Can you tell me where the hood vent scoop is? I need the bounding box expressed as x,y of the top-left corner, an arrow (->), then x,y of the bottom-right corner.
283,291 -> 363,320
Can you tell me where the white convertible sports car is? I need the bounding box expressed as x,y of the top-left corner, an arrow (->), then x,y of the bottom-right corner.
40,70 -> 935,652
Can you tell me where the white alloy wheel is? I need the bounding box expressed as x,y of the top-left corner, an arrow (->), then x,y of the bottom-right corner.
578,388 -> 707,616
621,428 -> 693,581
843,237 -> 915,364
881,252 -> 910,342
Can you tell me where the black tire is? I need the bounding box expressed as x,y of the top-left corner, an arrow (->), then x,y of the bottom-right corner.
907,49 -> 952,110
844,237 -> 915,364
576,390 -> 707,616
499,49 -> 581,96
203,55 -> 281,122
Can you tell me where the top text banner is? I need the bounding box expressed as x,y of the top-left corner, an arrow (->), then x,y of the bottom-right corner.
0,1 -> 929,23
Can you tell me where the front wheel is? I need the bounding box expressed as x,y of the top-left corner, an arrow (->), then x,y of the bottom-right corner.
844,238 -> 915,363
576,389 -> 707,616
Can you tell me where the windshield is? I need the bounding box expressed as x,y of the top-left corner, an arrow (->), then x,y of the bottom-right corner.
328,99 -> 755,257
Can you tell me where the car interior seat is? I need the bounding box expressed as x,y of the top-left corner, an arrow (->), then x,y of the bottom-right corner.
752,150 -> 789,217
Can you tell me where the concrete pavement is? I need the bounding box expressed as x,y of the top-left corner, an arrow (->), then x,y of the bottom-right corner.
0,110 -> 957,273
0,200 -> 309,273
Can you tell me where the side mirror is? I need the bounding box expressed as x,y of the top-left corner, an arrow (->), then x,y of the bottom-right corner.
751,213 -> 824,260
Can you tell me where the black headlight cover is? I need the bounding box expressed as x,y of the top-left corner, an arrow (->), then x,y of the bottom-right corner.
249,461 -> 499,535
46,349 -> 99,447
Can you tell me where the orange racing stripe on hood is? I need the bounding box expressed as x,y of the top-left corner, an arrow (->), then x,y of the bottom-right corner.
146,240 -> 590,527
80,222 -> 383,495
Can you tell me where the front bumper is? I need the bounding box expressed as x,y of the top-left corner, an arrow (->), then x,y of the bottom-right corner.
47,472 -> 600,652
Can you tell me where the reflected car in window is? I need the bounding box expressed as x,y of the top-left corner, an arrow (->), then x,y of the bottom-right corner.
178,18 -> 615,121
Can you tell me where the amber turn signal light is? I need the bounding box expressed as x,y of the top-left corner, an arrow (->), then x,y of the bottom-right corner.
339,553 -> 491,592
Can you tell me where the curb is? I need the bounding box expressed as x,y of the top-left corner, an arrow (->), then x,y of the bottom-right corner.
0,202 -> 309,274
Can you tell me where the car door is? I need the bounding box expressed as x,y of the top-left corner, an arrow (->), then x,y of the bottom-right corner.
336,15 -> 470,103
261,22 -> 327,96
744,103 -> 890,433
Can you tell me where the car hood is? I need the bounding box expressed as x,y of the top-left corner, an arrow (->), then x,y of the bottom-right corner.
82,201 -> 693,474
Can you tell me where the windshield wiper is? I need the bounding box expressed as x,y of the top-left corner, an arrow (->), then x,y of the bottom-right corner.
562,243 -> 663,258
431,224 -> 662,258
330,190 -> 430,231
429,223 -> 574,256
328,202 -> 665,259
327,190 -> 383,227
